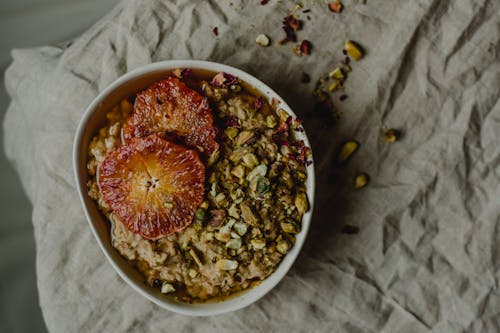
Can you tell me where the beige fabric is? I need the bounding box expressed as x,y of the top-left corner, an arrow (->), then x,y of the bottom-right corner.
3,0 -> 500,332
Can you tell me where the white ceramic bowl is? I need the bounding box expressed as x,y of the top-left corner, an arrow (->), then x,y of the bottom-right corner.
73,60 -> 315,316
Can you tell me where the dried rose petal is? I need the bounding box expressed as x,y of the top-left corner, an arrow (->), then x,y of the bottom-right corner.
253,97 -> 264,110
210,72 -> 239,88
289,18 -> 302,32
181,68 -> 192,78
223,73 -> 239,86
212,27 -> 218,36
280,15 -> 302,44
283,15 -> 302,32
328,1 -> 343,13
281,26 -> 297,44
224,116 -> 239,127
300,40 -> 312,56
260,0 -> 269,4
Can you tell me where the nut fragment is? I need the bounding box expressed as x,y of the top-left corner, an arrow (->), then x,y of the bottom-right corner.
294,192 -> 309,215
242,153 -> 259,168
276,240 -> 289,254
251,239 -> 266,250
345,40 -> 364,61
266,115 -> 278,128
328,80 -> 341,92
280,220 -> 300,234
337,140 -> 359,162
256,34 -> 271,47
329,67 -> 345,80
226,238 -> 242,249
247,164 -> 267,181
233,221 -> 248,236
189,249 -> 203,267
235,130 -> 255,145
239,202 -> 259,226
383,129 -> 401,143
231,165 -> 246,179
354,173 -> 369,189
215,259 -> 239,270
161,282 -> 176,294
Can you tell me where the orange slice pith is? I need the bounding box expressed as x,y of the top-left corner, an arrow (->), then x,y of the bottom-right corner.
122,76 -> 219,157
98,135 -> 205,240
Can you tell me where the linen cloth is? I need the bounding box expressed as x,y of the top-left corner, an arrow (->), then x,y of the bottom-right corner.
3,0 -> 500,332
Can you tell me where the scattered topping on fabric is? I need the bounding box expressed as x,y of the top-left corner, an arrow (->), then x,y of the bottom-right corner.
280,15 -> 303,44
337,140 -> 359,162
293,40 -> 312,56
344,40 -> 364,61
383,129 -> 401,143
328,1 -> 343,13
354,173 -> 369,189
212,27 -> 219,36
256,34 -> 271,47
211,72 -> 240,88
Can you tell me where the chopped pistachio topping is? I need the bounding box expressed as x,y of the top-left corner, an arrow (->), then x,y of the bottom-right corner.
354,173 -> 369,189
226,238 -> 242,249
215,259 -> 239,270
161,282 -> 176,294
345,40 -> 364,61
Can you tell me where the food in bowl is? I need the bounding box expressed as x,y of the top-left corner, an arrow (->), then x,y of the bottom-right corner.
86,69 -> 312,302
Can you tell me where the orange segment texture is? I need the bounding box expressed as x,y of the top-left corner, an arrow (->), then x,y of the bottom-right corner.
122,77 -> 219,157
98,135 -> 205,240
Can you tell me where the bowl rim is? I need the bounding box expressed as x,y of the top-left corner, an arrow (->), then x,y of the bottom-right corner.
73,60 -> 315,316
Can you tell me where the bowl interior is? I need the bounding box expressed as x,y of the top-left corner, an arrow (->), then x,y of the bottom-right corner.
74,60 -> 315,316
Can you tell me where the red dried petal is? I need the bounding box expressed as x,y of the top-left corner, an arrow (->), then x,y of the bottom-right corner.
253,97 -> 264,110
212,27 -> 218,36
328,1 -> 343,13
300,40 -> 312,55
210,72 -> 239,88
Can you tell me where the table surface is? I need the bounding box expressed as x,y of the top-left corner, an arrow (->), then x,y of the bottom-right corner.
0,1 -> 118,332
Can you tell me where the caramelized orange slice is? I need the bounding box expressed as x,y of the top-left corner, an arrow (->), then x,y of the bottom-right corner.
122,77 -> 219,157
98,135 -> 205,239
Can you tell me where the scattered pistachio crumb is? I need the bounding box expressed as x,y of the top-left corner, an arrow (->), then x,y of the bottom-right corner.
328,80 -> 341,92
329,67 -> 345,80
383,129 -> 401,143
354,173 -> 369,189
337,140 -> 359,162
256,34 -> 271,47
345,40 -> 364,61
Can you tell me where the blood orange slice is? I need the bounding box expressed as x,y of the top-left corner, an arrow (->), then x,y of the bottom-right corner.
122,77 -> 219,157
98,135 -> 205,239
